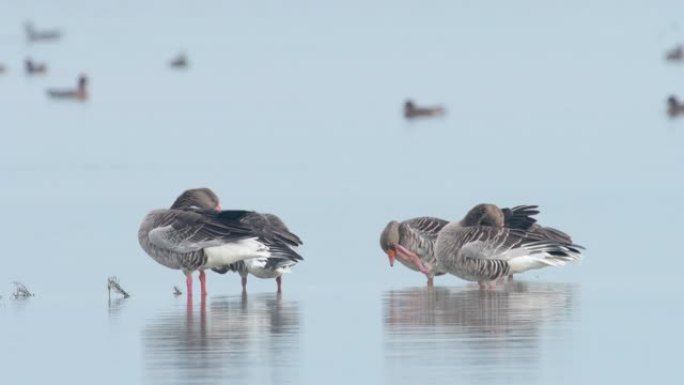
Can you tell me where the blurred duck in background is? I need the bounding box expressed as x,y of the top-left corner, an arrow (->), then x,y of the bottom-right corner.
667,95 -> 684,117
404,99 -> 445,119
24,21 -> 62,43
0,64 -> 6,74
665,45 -> 684,62
46,74 -> 88,101
169,52 -> 188,69
25,58 -> 47,75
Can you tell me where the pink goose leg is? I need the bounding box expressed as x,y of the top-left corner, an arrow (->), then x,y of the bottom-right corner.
199,270 -> 207,297
276,276 -> 283,293
241,276 -> 248,293
186,273 -> 193,297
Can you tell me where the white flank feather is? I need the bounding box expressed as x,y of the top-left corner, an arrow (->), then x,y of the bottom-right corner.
204,238 -> 269,268
507,244 -> 582,274
243,258 -> 296,278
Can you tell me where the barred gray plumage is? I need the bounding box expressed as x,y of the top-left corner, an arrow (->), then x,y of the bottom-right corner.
435,225 -> 583,288
379,216 -> 449,285
379,204 -> 546,285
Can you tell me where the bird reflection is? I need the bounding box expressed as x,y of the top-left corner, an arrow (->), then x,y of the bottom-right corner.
107,297 -> 128,318
384,282 -> 576,384
142,294 -> 300,385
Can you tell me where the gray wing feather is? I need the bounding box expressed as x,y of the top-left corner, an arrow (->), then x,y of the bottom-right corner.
528,224 -> 573,243
399,217 -> 447,254
147,210 -> 251,253
403,217 -> 448,239
502,205 -> 539,230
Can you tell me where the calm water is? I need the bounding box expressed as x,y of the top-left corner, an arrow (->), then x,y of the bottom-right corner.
2,0 -> 684,384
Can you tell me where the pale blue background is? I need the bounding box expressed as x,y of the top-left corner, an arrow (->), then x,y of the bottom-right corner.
1,1 -> 683,384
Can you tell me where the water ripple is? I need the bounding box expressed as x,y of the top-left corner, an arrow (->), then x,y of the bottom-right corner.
383,282 -> 577,384
142,294 -> 301,385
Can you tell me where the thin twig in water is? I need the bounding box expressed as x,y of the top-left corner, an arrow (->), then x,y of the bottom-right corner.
12,281 -> 34,298
107,276 -> 130,298
173,286 -> 182,296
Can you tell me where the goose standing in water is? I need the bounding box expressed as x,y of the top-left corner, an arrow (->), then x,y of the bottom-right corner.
380,216 -> 449,286
379,204 -> 543,286
435,221 -> 583,290
139,188 -> 303,297
46,74 -> 88,101
403,99 -> 445,119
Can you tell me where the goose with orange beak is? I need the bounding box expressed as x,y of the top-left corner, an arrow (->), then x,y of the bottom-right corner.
379,217 -> 449,286
379,204 -> 562,286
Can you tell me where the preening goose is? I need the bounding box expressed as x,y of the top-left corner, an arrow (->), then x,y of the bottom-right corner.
380,204 -> 569,286
380,216 -> 449,286
138,188 -> 302,297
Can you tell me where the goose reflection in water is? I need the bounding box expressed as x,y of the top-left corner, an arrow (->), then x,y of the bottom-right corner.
384,282 -> 576,384
142,294 -> 300,385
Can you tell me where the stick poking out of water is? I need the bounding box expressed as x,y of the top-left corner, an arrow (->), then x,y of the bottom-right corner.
107,276 -> 130,298
12,281 -> 35,298
173,286 -> 182,296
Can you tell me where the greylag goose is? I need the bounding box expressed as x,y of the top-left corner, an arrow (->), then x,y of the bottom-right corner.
25,58 -> 47,75
379,204 -> 536,286
138,188 -> 303,297
435,224 -> 583,289
213,214 -> 303,293
403,99 -> 445,119
380,216 -> 449,286
46,74 -> 88,100
169,52 -> 189,69
667,95 -> 684,117
24,21 -> 62,42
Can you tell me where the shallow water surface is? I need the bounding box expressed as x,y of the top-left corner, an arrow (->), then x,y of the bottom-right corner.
2,0 -> 684,384
384,283 -> 576,384
141,294 -> 301,385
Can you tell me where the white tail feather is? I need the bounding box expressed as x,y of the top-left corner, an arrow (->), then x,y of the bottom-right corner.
507,245 -> 582,274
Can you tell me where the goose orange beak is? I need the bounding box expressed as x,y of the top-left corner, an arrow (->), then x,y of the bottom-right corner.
387,248 -> 397,267
394,244 -> 430,276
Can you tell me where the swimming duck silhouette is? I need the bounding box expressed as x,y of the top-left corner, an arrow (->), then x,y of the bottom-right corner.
169,52 -> 189,69
25,58 -> 47,75
46,74 -> 88,101
24,21 -> 62,42
667,95 -> 684,117
403,99 -> 445,119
